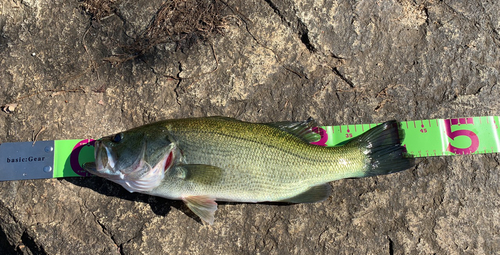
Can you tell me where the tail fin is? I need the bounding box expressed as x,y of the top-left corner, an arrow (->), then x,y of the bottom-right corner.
349,120 -> 414,177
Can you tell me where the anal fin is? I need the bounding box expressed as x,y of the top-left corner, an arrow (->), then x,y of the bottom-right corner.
279,184 -> 332,203
183,195 -> 218,225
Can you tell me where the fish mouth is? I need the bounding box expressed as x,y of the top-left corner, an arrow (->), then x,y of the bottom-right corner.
82,140 -> 117,176
95,140 -> 117,173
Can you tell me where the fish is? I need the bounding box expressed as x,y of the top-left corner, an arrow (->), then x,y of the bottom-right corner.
83,117 -> 414,225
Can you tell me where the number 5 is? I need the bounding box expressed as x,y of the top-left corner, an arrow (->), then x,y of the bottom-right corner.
444,118 -> 479,154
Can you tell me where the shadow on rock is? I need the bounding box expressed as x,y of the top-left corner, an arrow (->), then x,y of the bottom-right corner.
66,176 -> 296,225
64,176 -> 186,218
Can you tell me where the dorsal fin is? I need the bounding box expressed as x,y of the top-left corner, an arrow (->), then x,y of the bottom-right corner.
264,117 -> 321,143
206,116 -> 321,143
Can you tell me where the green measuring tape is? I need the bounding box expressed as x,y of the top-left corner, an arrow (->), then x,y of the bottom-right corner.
49,116 -> 500,178
312,116 -> 499,157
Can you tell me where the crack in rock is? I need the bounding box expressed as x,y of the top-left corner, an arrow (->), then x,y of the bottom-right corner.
88,208 -> 123,255
332,67 -> 355,88
20,230 -> 47,255
263,0 -> 316,52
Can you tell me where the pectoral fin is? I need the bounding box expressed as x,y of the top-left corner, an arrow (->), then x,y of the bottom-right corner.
279,184 -> 332,203
172,164 -> 223,185
183,195 -> 218,225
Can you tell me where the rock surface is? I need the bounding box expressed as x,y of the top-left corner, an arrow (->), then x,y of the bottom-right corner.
1,0 -> 499,254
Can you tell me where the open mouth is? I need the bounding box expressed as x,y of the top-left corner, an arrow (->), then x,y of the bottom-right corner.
96,141 -> 117,173
82,140 -> 116,177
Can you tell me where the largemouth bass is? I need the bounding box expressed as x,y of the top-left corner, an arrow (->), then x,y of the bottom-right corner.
84,117 -> 414,224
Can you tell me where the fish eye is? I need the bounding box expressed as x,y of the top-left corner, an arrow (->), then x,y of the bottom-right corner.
112,133 -> 122,143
